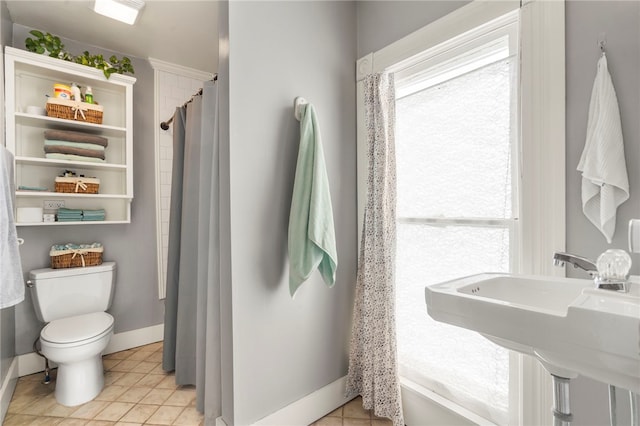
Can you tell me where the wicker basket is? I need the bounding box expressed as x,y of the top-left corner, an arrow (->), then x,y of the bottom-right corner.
46,98 -> 104,124
55,176 -> 100,194
50,248 -> 103,269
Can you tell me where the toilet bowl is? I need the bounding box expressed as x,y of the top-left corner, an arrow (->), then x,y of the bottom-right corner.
40,312 -> 114,406
28,262 -> 116,406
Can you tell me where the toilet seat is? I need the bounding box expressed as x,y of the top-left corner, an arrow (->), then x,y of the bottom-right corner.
41,312 -> 114,346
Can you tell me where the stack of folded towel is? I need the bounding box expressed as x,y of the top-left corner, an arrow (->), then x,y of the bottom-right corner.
56,208 -> 106,222
44,130 -> 108,163
82,209 -> 106,221
56,208 -> 83,222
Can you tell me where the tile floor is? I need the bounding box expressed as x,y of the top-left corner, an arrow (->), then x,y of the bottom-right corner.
4,342 -> 203,425
4,342 -> 391,426
311,397 -> 393,426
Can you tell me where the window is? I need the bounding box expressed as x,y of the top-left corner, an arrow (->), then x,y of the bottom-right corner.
394,21 -> 518,425
356,1 -> 566,423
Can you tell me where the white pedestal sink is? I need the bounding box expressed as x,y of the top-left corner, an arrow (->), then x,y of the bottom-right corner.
425,273 -> 640,394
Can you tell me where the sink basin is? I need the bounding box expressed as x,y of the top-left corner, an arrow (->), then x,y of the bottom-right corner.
457,275 -> 589,315
425,273 -> 640,393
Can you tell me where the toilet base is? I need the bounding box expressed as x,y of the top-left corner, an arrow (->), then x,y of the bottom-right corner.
54,356 -> 105,406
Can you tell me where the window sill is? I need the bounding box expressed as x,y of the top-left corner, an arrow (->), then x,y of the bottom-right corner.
401,377 -> 498,426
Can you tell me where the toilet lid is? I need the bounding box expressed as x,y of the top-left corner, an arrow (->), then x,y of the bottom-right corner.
41,312 -> 114,344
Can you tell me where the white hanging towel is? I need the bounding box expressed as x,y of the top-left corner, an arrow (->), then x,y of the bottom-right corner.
577,53 -> 629,244
0,146 -> 24,308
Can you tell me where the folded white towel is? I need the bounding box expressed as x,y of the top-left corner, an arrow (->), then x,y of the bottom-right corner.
577,53 -> 629,244
0,146 -> 24,308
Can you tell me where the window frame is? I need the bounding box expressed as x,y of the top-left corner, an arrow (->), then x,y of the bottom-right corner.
355,1 -> 566,424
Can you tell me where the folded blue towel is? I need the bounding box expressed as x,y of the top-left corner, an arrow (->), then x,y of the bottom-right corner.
287,104 -> 338,297
44,140 -> 106,152
80,208 -> 105,221
45,153 -> 105,163
57,208 -> 83,221
18,185 -> 48,191
58,208 -> 83,215
82,209 -> 106,215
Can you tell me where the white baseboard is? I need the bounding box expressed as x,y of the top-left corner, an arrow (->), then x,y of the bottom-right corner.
248,374 -> 492,426
216,416 -> 227,426
252,376 -> 350,426
104,323 -> 164,354
0,358 -> 19,424
17,323 -> 164,377
17,352 -> 52,378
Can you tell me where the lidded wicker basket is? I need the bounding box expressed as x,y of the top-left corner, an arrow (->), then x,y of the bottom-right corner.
50,243 -> 104,269
54,176 -> 100,194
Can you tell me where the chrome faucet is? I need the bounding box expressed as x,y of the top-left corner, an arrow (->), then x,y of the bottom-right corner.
553,250 -> 631,292
552,252 -> 598,278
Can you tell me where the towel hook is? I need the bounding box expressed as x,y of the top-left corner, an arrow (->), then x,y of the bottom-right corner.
294,97 -> 308,121
598,32 -> 606,54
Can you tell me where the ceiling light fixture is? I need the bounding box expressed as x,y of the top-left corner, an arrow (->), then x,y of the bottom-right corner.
93,0 -> 145,25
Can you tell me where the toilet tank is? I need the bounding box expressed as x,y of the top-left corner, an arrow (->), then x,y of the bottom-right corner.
28,262 -> 116,323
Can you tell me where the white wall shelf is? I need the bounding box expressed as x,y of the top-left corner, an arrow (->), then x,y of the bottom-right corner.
14,112 -> 127,134
4,46 -> 136,225
16,220 -> 131,227
14,157 -> 127,170
16,192 -> 133,200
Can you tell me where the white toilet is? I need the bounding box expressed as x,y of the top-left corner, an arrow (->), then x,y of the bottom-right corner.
28,262 -> 116,407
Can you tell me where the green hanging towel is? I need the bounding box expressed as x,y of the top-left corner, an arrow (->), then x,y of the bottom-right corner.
288,103 -> 338,297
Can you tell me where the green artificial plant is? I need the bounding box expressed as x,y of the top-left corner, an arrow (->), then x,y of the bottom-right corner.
24,30 -> 71,61
74,51 -> 134,79
25,30 -> 134,79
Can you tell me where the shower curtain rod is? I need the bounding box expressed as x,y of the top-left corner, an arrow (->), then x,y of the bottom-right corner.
160,75 -> 217,130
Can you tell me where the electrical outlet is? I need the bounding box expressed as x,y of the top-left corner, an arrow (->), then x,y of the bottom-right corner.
630,219 -> 640,254
44,200 -> 65,210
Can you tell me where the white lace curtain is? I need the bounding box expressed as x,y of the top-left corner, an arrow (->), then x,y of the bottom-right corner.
346,72 -> 404,426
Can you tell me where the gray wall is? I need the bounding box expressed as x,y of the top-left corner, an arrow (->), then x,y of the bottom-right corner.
566,1 -> 640,275
565,2 -> 640,424
356,1 -> 471,57
0,0 -> 15,400
11,25 -> 164,355
224,1 -> 357,424
357,0 -> 639,424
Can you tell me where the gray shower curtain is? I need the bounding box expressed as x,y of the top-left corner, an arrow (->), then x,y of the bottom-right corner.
162,80 -> 221,423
